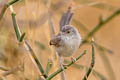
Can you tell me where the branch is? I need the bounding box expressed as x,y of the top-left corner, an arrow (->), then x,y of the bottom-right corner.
46,50 -> 86,80
0,0 -> 19,20
24,41 -> 47,78
75,9 -> 119,80
93,42 -> 113,54
19,32 -> 26,42
82,9 -> 120,43
45,59 -> 53,75
1,66 -> 23,77
73,16 -> 113,54
9,6 -> 47,78
8,0 -> 19,6
82,44 -> 95,80
64,60 -> 107,80
0,66 -> 9,71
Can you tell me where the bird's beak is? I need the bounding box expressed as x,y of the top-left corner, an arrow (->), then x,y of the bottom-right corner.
49,40 -> 52,45
49,40 -> 55,45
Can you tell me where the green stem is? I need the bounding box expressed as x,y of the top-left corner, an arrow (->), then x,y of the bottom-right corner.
0,0 -> 19,20
8,0 -> 19,6
19,32 -> 26,42
11,13 -> 21,41
64,59 -> 106,80
82,44 -> 95,80
82,9 -> 120,43
45,59 -> 53,75
24,41 -> 48,78
0,66 -> 9,71
46,50 -> 86,80
11,10 -> 47,78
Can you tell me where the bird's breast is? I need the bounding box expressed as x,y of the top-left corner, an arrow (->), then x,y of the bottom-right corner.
56,36 -> 81,57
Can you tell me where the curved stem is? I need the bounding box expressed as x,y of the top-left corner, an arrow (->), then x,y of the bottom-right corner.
46,50 -> 86,80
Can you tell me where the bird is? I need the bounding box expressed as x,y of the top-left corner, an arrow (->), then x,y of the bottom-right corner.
49,25 -> 82,58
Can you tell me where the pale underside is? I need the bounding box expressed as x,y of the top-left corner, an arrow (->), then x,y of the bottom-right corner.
56,33 -> 81,57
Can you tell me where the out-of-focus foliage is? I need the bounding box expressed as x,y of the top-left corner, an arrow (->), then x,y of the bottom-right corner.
0,0 -> 120,80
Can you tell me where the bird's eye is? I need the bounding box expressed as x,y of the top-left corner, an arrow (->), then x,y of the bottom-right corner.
67,31 -> 70,33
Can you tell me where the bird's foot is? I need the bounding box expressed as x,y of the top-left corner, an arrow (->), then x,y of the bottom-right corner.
61,64 -> 65,70
60,63 -> 68,70
71,57 -> 76,63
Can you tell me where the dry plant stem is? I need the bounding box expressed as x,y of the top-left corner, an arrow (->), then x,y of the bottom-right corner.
97,48 -> 116,80
48,16 -> 55,37
0,65 -> 23,80
46,50 -> 86,80
10,6 -> 47,78
0,0 -> 19,20
72,2 -> 102,10
64,60 -> 106,80
93,72 -> 106,80
73,16 -> 113,53
93,42 -> 113,53
82,9 -> 120,43
45,59 -> 53,75
19,32 -> 26,42
79,9 -> 120,80
0,4 -> 8,21
0,66 -> 9,71
73,19 -> 89,33
82,44 -> 95,80
73,2 -> 117,12
24,41 -> 48,78
1,66 -> 22,77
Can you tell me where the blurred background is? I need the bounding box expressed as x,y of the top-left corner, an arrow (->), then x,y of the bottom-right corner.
0,0 -> 120,80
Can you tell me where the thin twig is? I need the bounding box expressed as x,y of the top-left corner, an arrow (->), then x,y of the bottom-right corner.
73,15 -> 113,53
45,59 -> 53,75
0,66 -> 9,71
82,9 -> 120,43
48,15 -> 55,37
0,65 -> 23,79
9,6 -> 47,78
93,42 -> 113,54
72,2 -> 102,11
64,60 -> 107,80
46,50 -> 86,80
82,44 -> 95,80
1,66 -> 23,77
0,0 -> 19,20
19,32 -> 26,42
24,41 -> 48,78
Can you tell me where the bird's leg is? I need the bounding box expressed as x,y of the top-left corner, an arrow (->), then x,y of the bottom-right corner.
58,56 -> 65,70
57,55 -> 66,80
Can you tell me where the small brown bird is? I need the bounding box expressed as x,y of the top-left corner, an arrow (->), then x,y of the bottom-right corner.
50,25 -> 82,57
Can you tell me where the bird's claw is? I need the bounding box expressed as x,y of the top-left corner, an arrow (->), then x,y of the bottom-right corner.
71,57 -> 76,63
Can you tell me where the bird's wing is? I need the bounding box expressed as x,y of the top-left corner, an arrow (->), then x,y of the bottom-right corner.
49,36 -> 62,47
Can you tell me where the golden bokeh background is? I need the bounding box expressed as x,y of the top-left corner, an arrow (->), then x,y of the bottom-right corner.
0,0 -> 120,80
